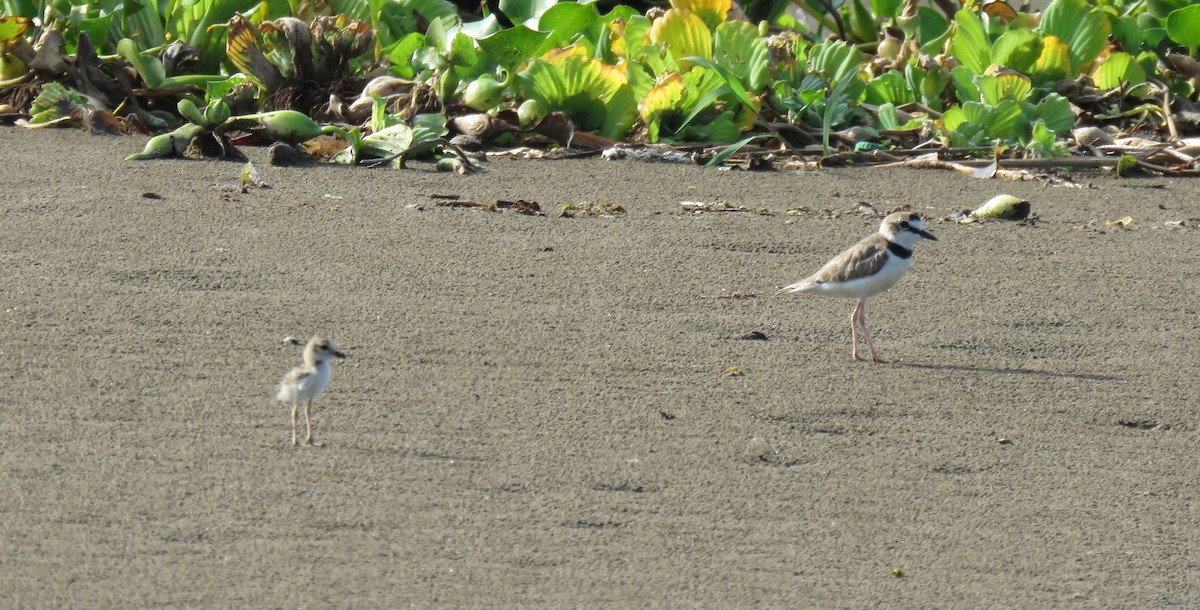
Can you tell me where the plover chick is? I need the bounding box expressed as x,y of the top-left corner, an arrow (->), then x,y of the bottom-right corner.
777,211 -> 937,362
276,336 -> 347,446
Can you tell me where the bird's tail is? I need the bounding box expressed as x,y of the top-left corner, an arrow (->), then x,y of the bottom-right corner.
775,281 -> 813,296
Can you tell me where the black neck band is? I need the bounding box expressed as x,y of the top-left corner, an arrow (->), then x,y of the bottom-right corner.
887,241 -> 912,259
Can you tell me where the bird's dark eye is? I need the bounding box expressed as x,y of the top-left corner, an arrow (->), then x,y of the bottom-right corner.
899,221 -> 910,229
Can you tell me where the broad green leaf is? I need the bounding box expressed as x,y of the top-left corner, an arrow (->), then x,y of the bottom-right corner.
1092,51 -> 1146,90
907,62 -> 949,111
538,2 -> 599,49
449,31 -> 478,68
385,32 -> 427,78
78,14 -> 115,49
990,29 -> 1041,74
1033,35 -> 1070,82
1033,93 -> 1075,134
117,38 -> 166,89
498,0 -> 557,28
1166,5 -> 1200,52
978,72 -> 1031,105
412,46 -> 448,76
848,0 -> 876,43
865,71 -> 916,105
688,109 -> 741,143
459,15 -> 500,39
951,8 -> 991,75
639,72 -> 685,141
914,7 -> 950,52
123,0 -> 165,46
713,20 -> 769,92
167,0 -> 290,73
625,57 -> 657,102
1111,14 -> 1143,54
676,66 -> 737,131
424,15 -> 450,52
941,106 -> 967,132
809,39 -> 863,85
370,95 -> 394,132
517,45 -> 634,135
619,15 -> 653,62
477,26 -> 551,72
1039,0 -> 1109,72
875,102 -> 922,131
1137,13 -> 1167,49
411,112 -> 449,143
959,100 -> 989,125
648,8 -> 713,67
333,123 -> 414,167
0,16 -> 31,42
671,0 -> 732,30
869,0 -> 905,20
205,74 -> 250,102
602,85 -> 638,140
1026,120 -> 1068,158
681,56 -> 757,115
876,103 -> 901,130
951,65 -> 981,104
988,99 -> 1025,140
1149,0 -> 1190,19
364,124 -> 414,156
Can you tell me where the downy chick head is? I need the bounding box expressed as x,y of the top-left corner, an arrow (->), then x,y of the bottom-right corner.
304,336 -> 347,365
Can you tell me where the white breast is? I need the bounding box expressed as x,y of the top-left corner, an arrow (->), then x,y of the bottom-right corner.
296,362 -> 332,401
277,361 -> 332,403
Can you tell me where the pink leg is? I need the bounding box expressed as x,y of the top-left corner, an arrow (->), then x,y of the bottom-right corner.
304,401 -> 322,447
857,301 -> 884,363
850,300 -> 865,361
291,402 -> 299,446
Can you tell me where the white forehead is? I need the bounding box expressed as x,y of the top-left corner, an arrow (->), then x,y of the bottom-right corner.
882,212 -> 922,228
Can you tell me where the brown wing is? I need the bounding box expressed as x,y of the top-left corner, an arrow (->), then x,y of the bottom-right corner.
805,234 -> 891,284
281,366 -> 315,386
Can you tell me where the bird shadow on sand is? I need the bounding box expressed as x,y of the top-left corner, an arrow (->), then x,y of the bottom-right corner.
332,443 -> 489,463
891,360 -> 1129,383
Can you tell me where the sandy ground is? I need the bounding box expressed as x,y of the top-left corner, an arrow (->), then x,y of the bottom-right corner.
1,126 -> 1198,608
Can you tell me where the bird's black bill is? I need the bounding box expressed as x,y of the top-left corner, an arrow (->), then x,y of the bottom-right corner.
913,228 -> 937,240
333,350 -> 347,359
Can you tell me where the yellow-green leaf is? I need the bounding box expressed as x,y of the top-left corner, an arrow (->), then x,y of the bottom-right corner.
669,0 -> 732,30
649,9 -> 713,69
0,16 -> 31,42
979,71 -> 1032,104
1091,52 -> 1146,90
639,72 -> 685,142
1033,35 -> 1071,82
950,9 -> 990,75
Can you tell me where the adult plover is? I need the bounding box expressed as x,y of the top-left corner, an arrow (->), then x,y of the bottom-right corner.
777,211 -> 937,362
276,336 -> 347,446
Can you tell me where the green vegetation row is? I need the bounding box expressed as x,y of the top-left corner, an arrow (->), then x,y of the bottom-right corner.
3,0 -> 1200,163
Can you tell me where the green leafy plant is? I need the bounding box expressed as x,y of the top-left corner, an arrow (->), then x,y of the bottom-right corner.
517,44 -> 636,139
7,0 -> 1200,164
942,70 -> 1074,156
0,15 -> 31,81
